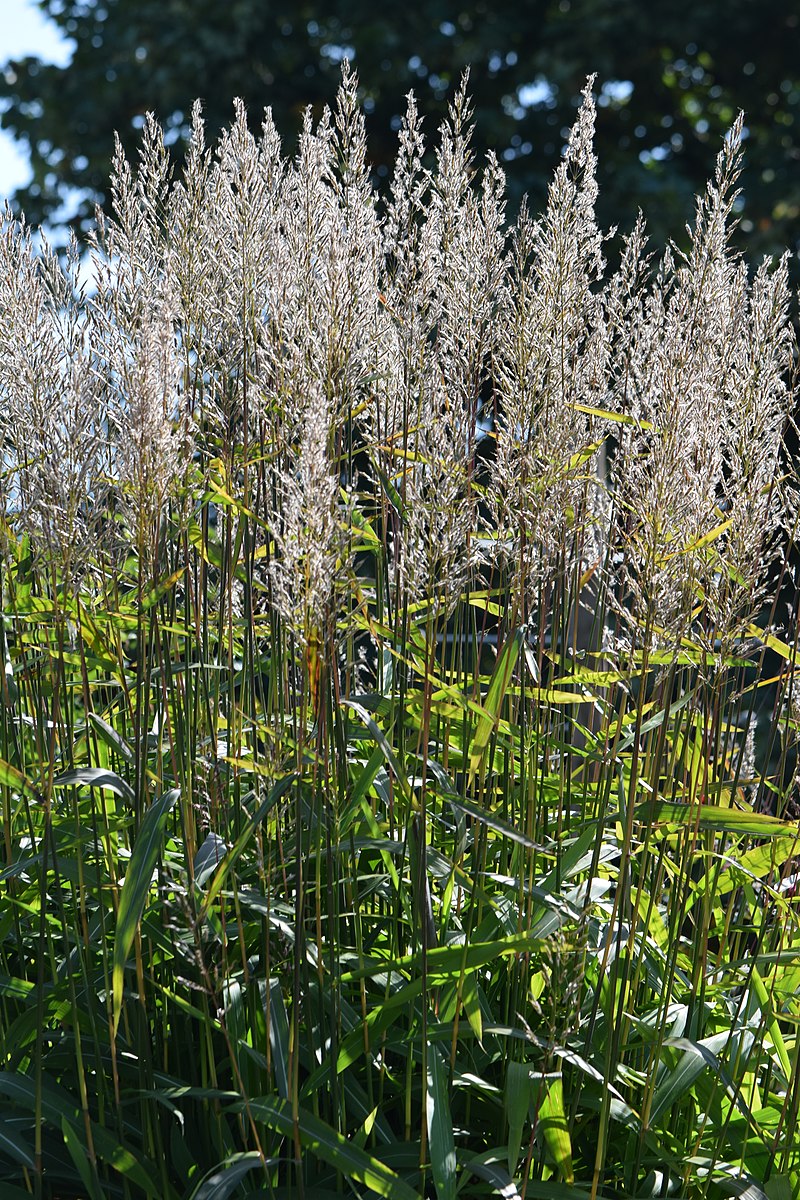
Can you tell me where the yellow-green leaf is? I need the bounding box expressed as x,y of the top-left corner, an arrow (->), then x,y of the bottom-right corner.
469,628 -> 523,784
537,1072 -> 574,1184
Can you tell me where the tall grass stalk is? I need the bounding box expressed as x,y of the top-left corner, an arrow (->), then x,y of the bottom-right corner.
0,69 -> 799,1200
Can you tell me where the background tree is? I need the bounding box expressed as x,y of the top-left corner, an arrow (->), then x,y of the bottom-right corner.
1,0 -> 799,263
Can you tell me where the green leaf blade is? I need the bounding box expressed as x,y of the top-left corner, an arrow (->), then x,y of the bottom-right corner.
113,788 -> 180,1033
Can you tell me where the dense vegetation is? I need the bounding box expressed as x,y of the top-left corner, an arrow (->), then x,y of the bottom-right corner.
1,69 -> 799,1198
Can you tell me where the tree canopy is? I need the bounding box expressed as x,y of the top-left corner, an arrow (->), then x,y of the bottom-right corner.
1,0 -> 799,261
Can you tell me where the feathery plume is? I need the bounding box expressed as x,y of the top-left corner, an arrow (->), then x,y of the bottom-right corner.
0,212 -> 108,586
488,78 -> 609,625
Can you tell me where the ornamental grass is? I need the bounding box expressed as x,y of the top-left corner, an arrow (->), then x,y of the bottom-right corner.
1,66 -> 799,1199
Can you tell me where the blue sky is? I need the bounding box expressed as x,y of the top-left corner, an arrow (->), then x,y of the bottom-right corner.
0,0 -> 73,199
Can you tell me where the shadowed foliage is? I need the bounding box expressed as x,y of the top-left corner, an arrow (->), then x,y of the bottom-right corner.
1,0 -> 799,268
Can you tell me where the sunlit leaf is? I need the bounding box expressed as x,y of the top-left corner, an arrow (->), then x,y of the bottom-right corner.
636,799 -> 796,837
193,831 -> 228,887
469,627 -> 523,784
88,712 -> 135,764
649,1033 -> 730,1124
54,766 -> 135,806
537,1073 -> 574,1184
244,1096 -> 418,1199
0,758 -> 37,799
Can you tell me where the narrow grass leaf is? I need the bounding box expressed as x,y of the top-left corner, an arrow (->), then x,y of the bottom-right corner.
765,1177 -> 793,1200
76,610 -> 119,671
268,978 -> 290,1099
88,712 -> 135,763
0,1073 -> 172,1197
649,1034 -> 728,1124
0,975 -> 34,1001
0,758 -> 37,799
636,799 -> 795,837
193,832 -> 228,887
0,1070 -> 80,1129
747,625 -> 793,660
190,1151 -> 265,1200
750,964 -> 792,1083
343,699 -> 414,805
325,978 -> 424,1083
0,1116 -> 34,1168
140,565 -> 186,610
505,1059 -> 530,1174
246,1096 -> 420,1199
427,1043 -> 457,1200
564,437 -> 605,472
54,766 -> 135,805
661,517 -> 732,560
462,973 -> 483,1043
341,930 -> 546,983
460,1155 -> 522,1198
90,1119 -> 178,1198
353,1106 -> 379,1150
537,1073 -> 574,1184
349,744 -> 385,810
699,841 -> 797,898
615,694 -> 693,752
62,1116 -> 103,1200
113,788 -> 180,1033
447,795 -> 537,849
469,628 -> 523,784
374,466 -> 408,518
572,401 -> 654,429
199,774 -> 297,917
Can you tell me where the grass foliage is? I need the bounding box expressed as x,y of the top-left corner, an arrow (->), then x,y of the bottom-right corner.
1,68 -> 800,1199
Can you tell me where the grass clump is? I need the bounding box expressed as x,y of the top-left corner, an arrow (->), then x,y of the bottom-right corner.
1,65 -> 799,1199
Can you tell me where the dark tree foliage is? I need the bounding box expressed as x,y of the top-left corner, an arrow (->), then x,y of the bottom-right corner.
1,0 -> 799,261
